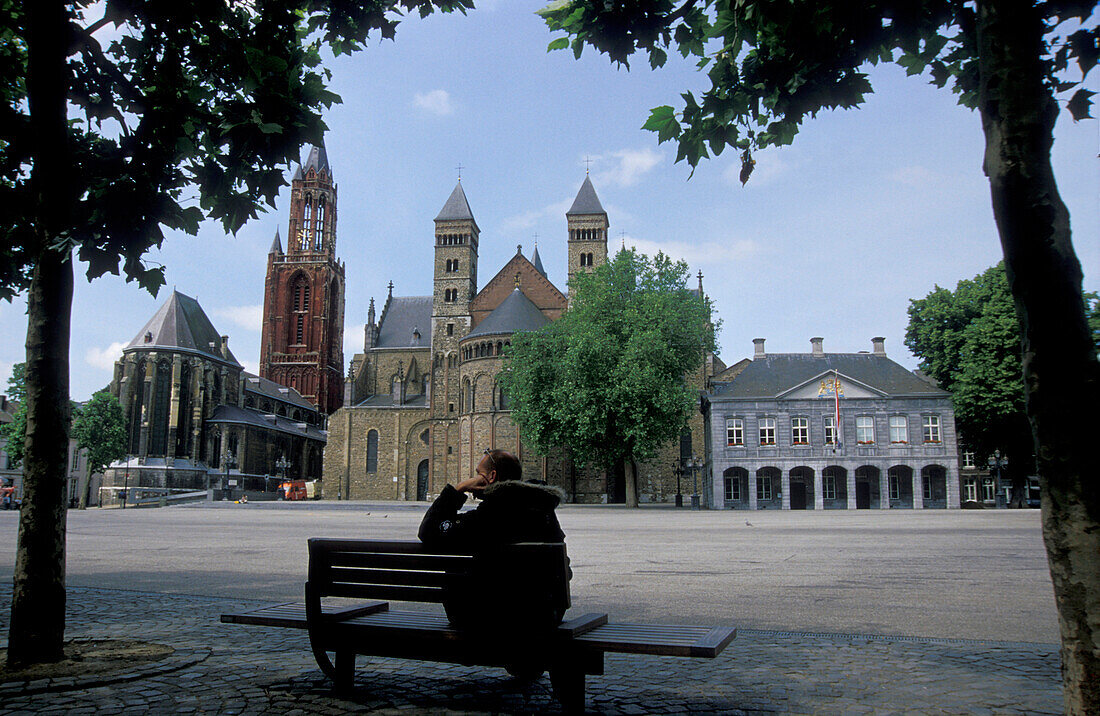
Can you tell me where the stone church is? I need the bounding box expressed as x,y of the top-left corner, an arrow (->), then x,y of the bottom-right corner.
323,175 -> 723,503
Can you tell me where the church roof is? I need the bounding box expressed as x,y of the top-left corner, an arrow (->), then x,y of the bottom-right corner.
208,404 -> 326,441
710,353 -> 949,399
567,175 -> 606,216
465,288 -> 550,339
292,141 -> 330,180
269,227 -> 282,254
530,244 -> 546,278
242,372 -> 317,413
124,290 -> 241,366
375,296 -> 432,349
435,181 -> 475,222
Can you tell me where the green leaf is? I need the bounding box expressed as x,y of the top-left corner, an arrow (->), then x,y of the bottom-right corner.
642,105 -> 681,143
547,37 -> 569,52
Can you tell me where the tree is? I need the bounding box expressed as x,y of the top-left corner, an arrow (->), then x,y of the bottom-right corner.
71,390 -> 126,508
500,249 -> 715,508
906,264 -> 1035,505
540,1 -> 1100,710
0,362 -> 27,467
0,0 -> 472,668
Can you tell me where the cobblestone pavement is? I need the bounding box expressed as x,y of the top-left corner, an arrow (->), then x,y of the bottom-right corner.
0,586 -> 1061,715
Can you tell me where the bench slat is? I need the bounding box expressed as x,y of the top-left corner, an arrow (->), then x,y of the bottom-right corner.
328,566 -> 451,588
326,552 -> 470,571
220,601 -> 388,629
328,582 -> 446,603
575,623 -> 737,658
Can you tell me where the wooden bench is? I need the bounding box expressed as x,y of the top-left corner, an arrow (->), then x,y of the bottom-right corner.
221,538 -> 736,711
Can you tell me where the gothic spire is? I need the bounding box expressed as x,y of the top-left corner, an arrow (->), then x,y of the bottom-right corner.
567,175 -> 606,216
269,227 -> 283,255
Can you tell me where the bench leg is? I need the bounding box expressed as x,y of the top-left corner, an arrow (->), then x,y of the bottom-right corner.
550,666 -> 585,713
334,650 -> 355,692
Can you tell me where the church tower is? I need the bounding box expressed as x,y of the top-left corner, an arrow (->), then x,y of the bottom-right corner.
566,174 -> 609,291
260,141 -> 346,414
430,181 -> 479,420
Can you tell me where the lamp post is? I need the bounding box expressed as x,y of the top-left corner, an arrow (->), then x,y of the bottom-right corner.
988,449 -> 1009,508
673,462 -> 684,507
222,445 -> 237,501
121,454 -> 131,509
687,455 -> 703,510
275,454 -> 290,483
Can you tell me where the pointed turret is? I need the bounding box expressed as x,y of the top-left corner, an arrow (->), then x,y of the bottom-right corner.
269,227 -> 283,255
530,243 -> 546,279
303,141 -> 331,178
567,175 -> 607,216
435,181 -> 478,228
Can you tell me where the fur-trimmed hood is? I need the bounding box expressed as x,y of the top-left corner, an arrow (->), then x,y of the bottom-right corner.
481,479 -> 566,510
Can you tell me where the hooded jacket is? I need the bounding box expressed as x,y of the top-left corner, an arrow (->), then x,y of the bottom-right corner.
418,480 -> 570,632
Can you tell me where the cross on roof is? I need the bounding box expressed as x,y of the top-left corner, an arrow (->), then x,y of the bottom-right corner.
456,163 -> 464,180
584,156 -> 592,174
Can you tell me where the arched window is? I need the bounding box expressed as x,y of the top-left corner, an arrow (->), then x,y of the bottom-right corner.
498,384 -> 509,410
366,430 -> 378,473
148,361 -> 172,455
314,197 -> 325,250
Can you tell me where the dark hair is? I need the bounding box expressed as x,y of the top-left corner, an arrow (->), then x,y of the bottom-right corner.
485,449 -> 521,482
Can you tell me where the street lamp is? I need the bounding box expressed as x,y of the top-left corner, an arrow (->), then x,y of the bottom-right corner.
672,462 -> 684,507
121,454 -> 131,509
687,455 -> 704,510
222,445 -> 237,501
988,449 -> 1009,508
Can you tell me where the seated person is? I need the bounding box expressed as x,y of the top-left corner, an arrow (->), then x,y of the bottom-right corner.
418,449 -> 569,635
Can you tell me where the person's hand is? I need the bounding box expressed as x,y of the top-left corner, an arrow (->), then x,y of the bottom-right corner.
456,474 -> 490,494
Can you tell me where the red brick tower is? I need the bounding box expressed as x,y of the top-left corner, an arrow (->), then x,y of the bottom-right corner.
260,142 -> 345,414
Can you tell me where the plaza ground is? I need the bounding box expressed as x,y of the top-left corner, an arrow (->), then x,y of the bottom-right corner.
0,503 -> 1061,713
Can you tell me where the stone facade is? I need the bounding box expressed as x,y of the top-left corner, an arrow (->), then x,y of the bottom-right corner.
326,176 -> 721,503
705,337 -> 961,510
103,291 -> 326,501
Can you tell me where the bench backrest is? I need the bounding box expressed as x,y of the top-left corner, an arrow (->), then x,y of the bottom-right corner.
306,538 -> 570,613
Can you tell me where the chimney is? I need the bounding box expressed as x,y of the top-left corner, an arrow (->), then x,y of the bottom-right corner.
220,335 -> 230,358
872,336 -> 886,355
810,337 -> 824,357
753,338 -> 766,358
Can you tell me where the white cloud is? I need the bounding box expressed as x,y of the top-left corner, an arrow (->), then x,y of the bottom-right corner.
500,198 -> 573,234
593,148 -> 662,187
624,236 -> 759,267
213,305 -> 264,332
414,89 -> 455,116
86,342 -> 127,370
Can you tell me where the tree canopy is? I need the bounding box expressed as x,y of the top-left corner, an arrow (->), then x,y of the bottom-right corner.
0,363 -> 26,468
71,390 -> 126,479
500,249 -> 715,506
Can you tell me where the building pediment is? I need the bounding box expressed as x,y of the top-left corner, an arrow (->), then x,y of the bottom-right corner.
777,371 -> 886,400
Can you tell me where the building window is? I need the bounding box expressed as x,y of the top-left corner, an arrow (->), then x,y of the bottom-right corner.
756,475 -> 772,501
962,451 -> 975,469
982,477 -> 995,501
791,417 -> 809,445
724,477 -> 740,501
923,415 -> 942,443
759,417 -> 776,446
447,323 -> 454,336
823,474 -> 836,500
965,478 -> 978,502
448,402 -> 455,413
856,416 -> 874,444
824,415 -> 838,445
726,418 -> 743,447
923,475 -> 933,500
889,474 -> 900,500
71,448 -> 80,472
889,415 -> 908,443
366,430 -> 378,473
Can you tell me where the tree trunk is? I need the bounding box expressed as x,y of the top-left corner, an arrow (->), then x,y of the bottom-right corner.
8,0 -> 73,667
977,2 -> 1100,712
624,457 -> 639,508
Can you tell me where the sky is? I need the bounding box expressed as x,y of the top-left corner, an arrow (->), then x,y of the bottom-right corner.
1,1 -> 1097,402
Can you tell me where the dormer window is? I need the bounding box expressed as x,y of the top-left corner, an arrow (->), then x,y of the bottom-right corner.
144,331 -> 153,343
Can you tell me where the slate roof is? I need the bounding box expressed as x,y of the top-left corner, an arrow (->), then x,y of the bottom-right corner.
530,244 -> 547,278
567,175 -> 606,215
242,372 -> 317,413
435,181 -> 475,222
207,404 -> 326,441
465,288 -> 550,339
269,227 -> 282,254
124,291 -> 240,366
375,296 -> 433,349
710,353 -> 950,399
352,393 -> 429,409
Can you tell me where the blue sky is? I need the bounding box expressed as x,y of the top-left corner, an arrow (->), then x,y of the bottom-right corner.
1,1 -> 1097,401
